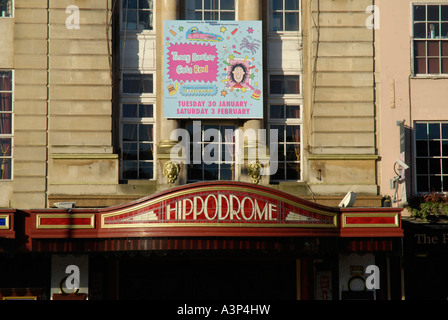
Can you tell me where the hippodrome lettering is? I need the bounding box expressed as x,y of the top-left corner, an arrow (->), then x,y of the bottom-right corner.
165,194 -> 278,222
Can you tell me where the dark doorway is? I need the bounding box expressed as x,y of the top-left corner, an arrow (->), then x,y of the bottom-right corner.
117,256 -> 296,300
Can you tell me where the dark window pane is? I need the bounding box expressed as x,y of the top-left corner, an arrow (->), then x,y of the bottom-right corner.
220,12 -> 235,20
415,57 -> 426,74
427,41 -> 440,56
123,0 -> 137,9
429,141 -> 441,156
270,75 -> 283,94
0,158 -> 11,179
444,176 -> 448,192
123,74 -> 153,94
123,124 -> 137,141
271,163 -> 285,181
123,143 -> 137,160
417,175 -> 429,192
204,164 -> 219,180
414,23 -> 426,38
139,143 -> 153,160
139,124 -> 153,141
0,93 -> 11,114
416,158 -> 428,174
270,105 -> 284,119
443,124 -> 448,139
415,123 -> 428,139
286,163 -> 300,180
204,11 -> 212,20
285,0 -> 299,10
417,141 -> 428,156
442,23 -> 448,38
286,105 -> 300,118
429,123 -> 440,139
0,113 -> 12,134
0,138 -> 11,156
123,161 -> 138,179
220,164 -> 233,180
286,144 -> 300,161
276,145 -> 285,161
123,104 -> 138,118
414,5 -> 426,22
0,71 -> 12,91
139,0 -> 152,9
139,162 -> 153,179
271,125 -> 284,142
442,6 -> 448,21
188,164 -> 203,180
428,23 -> 439,38
430,175 -> 442,192
123,9 -> 138,30
443,141 -> 448,156
138,11 -> 153,30
285,12 -> 299,31
286,125 -> 300,142
220,0 -> 234,10
443,159 -> 448,174
139,105 -> 153,117
414,41 -> 426,56
271,12 -> 283,31
428,5 -> 440,21
443,58 -> 448,73
430,158 -> 441,174
272,0 -> 283,10
442,42 -> 448,56
428,58 -> 440,73
285,75 -> 300,94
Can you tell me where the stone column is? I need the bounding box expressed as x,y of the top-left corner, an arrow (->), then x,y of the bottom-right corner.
156,0 -> 184,187
239,0 -> 269,184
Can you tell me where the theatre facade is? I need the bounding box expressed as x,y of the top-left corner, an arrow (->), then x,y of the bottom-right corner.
0,0 -> 405,300
0,181 -> 403,300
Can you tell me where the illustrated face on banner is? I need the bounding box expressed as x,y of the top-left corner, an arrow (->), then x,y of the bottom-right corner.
163,20 -> 263,119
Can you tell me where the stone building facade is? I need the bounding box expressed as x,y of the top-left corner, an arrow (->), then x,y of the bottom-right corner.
0,0 -> 381,210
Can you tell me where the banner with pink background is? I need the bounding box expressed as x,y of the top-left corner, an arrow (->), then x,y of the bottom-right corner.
164,20 -> 263,119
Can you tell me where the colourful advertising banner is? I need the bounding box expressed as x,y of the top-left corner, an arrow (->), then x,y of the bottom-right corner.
163,20 -> 263,119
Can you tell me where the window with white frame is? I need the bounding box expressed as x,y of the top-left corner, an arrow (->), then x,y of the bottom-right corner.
187,123 -> 236,181
414,122 -> 448,193
413,4 -> 448,75
270,0 -> 300,32
269,74 -> 300,95
185,0 -> 235,20
122,73 -> 153,95
0,70 -> 12,180
269,105 -> 301,181
121,103 -> 155,180
0,0 -> 13,18
122,0 -> 154,31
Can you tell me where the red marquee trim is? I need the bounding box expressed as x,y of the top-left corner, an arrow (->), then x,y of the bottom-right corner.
22,182 -> 403,240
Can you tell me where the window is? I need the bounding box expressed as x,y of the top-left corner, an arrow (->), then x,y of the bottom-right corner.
122,0 -> 153,31
0,0 -> 13,18
413,4 -> 448,74
270,75 -> 300,95
270,0 -> 300,32
414,122 -> 448,193
187,123 -> 236,181
269,105 -> 301,181
122,73 -> 153,95
0,71 -> 12,180
186,0 -> 235,20
121,104 -> 154,180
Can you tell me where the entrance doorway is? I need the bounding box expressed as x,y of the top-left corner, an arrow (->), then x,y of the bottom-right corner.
117,256 -> 296,300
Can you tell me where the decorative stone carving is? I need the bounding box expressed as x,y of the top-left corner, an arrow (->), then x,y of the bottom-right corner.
163,161 -> 180,183
247,161 -> 262,184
